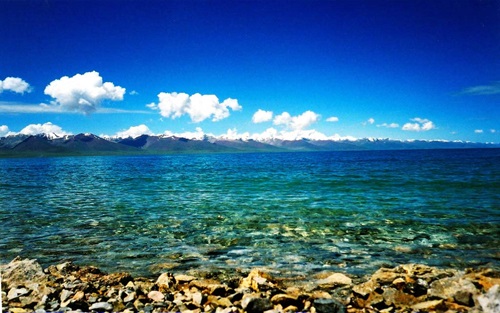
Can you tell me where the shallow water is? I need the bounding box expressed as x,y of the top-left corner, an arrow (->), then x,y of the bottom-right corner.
1,149 -> 499,277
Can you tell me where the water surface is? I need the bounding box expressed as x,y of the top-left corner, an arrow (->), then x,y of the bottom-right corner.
1,149 -> 498,277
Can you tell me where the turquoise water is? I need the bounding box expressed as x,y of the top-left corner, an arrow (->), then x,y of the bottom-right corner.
1,149 -> 499,278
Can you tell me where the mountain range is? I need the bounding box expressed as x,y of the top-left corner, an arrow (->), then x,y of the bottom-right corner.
0,133 -> 498,157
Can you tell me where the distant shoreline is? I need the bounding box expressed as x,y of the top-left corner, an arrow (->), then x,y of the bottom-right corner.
1,133 -> 498,158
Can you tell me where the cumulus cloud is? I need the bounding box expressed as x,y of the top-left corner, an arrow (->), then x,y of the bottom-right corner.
0,125 -> 10,137
362,118 -> 375,126
326,116 -> 339,122
475,129 -> 484,133
44,71 -> 126,114
116,124 -> 153,138
19,122 -> 72,137
252,109 -> 273,123
148,92 -> 242,123
377,122 -> 399,128
402,118 -> 436,132
273,110 -> 320,130
0,77 -> 32,94
460,81 -> 500,95
491,129 -> 496,133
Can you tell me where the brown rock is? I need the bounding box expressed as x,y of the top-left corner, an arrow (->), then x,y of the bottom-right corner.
316,273 -> 352,287
156,272 -> 176,291
72,290 -> 85,301
270,294 -> 300,308
240,269 -> 275,292
100,272 -> 133,286
176,274 -> 197,283
411,299 -> 446,311
429,276 -> 477,300
1,258 -> 47,290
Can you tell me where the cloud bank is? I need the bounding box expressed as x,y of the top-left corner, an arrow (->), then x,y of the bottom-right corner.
19,122 -> 72,137
148,92 -> 242,123
44,71 -> 126,114
0,77 -> 31,94
402,118 -> 435,131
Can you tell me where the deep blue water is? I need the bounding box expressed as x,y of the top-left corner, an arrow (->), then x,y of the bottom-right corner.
1,149 -> 499,278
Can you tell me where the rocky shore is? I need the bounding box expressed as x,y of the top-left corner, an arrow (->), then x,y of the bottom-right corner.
1,257 -> 499,313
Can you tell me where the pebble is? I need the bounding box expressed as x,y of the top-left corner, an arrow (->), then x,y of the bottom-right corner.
88,301 -> 113,311
2,257 -> 499,313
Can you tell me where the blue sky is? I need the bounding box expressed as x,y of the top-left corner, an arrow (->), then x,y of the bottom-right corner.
1,0 -> 499,142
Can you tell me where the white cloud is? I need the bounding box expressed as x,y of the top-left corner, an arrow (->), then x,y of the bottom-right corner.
0,77 -> 32,94
475,129 -> 484,133
164,127 -> 208,140
44,71 -> 126,114
402,117 -> 436,132
326,116 -> 339,122
490,129 -> 496,133
116,124 -> 153,138
129,90 -> 139,95
19,122 -> 72,137
252,109 -> 273,123
460,81 -> 500,95
219,128 -> 251,140
377,122 -> 399,128
150,92 -> 242,123
247,127 -> 356,142
273,110 -> 320,130
0,125 -> 9,137
362,117 -> 375,126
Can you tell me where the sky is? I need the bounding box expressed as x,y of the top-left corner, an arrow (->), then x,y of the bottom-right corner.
1,0 -> 499,142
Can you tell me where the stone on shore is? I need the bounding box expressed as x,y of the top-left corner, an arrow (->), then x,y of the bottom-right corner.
2,257 -> 499,313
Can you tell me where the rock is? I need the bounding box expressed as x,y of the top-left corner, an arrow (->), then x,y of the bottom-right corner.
72,290 -> 85,301
175,274 -> 197,283
242,297 -> 273,313
478,284 -> 500,313
410,299 -> 445,311
429,276 -> 477,300
454,290 -> 474,307
1,258 -> 47,290
100,272 -> 133,286
156,272 -> 176,290
207,295 -> 233,308
316,273 -> 352,287
8,287 -> 30,300
283,305 -> 299,312
313,298 -> 346,313
9,308 -> 30,313
88,301 -> 113,311
60,289 -> 73,303
190,279 -> 228,296
123,291 -> 136,303
270,294 -> 300,307
148,290 -> 165,302
192,291 -> 204,306
311,291 -> 333,300
240,269 -> 275,292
